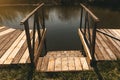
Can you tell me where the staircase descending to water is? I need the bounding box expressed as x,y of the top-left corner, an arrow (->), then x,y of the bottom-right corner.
0,3 -> 120,80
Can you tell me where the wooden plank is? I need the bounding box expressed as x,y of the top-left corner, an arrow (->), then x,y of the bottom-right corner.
115,29 -> 120,37
56,52 -> 62,57
111,29 -> 120,39
0,28 -> 16,36
0,27 -> 9,34
0,30 -> 15,49
80,57 -> 89,70
4,33 -> 27,64
102,29 -> 120,58
96,34 -> 111,60
97,32 -> 117,60
36,57 -> 43,71
95,44 -> 105,60
68,57 -> 75,70
61,57 -> 68,71
47,57 -> 55,71
74,57 -> 82,70
107,29 -> 120,47
106,49 -> 117,60
19,48 -> 29,63
12,30 -> 32,64
0,30 -> 22,58
0,26 -> 5,29
0,31 -> 25,64
40,57 -> 49,71
97,34 -> 117,60
12,41 -> 27,64
55,57 -> 62,71
78,28 -> 92,64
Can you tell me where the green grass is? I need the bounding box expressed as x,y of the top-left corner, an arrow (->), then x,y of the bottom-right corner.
0,61 -> 120,80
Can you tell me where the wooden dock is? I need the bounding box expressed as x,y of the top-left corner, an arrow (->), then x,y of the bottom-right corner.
0,3 -> 120,74
95,29 -> 120,61
0,26 -> 30,65
0,26 -> 120,72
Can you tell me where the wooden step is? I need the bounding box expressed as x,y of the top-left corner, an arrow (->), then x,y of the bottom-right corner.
36,51 -> 92,72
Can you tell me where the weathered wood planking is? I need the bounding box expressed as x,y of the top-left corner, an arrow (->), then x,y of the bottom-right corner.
95,29 -> 120,61
0,28 -> 16,36
0,26 -> 40,65
36,50 -> 91,72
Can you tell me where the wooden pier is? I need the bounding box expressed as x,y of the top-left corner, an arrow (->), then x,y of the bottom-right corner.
0,26 -> 30,65
0,26 -> 120,72
0,3 -> 120,77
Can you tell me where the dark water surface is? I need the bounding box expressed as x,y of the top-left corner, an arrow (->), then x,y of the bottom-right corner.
45,6 -> 81,51
0,5 -> 120,50
89,6 -> 120,29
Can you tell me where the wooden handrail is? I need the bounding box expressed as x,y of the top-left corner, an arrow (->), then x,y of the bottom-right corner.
20,3 -> 44,24
78,28 -> 92,64
80,3 -> 100,22
79,4 -> 100,65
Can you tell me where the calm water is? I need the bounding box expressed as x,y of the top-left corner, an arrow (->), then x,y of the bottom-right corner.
0,6 -> 34,29
0,5 -> 120,50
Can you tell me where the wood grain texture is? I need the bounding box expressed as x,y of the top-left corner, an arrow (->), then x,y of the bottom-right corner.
36,51 -> 91,72
47,57 -> 55,71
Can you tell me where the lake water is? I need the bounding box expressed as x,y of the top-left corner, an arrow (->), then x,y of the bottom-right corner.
0,5 -> 120,50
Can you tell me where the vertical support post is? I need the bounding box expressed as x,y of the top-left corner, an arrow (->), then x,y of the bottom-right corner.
24,21 -> 35,80
91,22 -> 97,66
42,6 -> 47,54
33,14 -> 36,53
42,5 -> 47,55
24,21 -> 34,66
42,6 -> 45,30
80,7 -> 86,56
36,12 -> 42,45
84,11 -> 87,37
80,7 -> 83,30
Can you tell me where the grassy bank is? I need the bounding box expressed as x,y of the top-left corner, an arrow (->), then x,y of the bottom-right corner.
0,61 -> 120,80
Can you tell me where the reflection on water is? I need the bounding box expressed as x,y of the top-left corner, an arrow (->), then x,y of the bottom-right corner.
0,6 -> 34,29
0,5 -> 82,51
45,6 -> 81,51
0,5 -> 120,50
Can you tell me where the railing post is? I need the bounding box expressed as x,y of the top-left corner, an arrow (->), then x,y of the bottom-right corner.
24,21 -> 34,66
80,7 -> 83,30
84,11 -> 87,37
91,21 -> 97,66
35,12 -> 42,45
42,5 -> 47,54
42,6 -> 45,30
